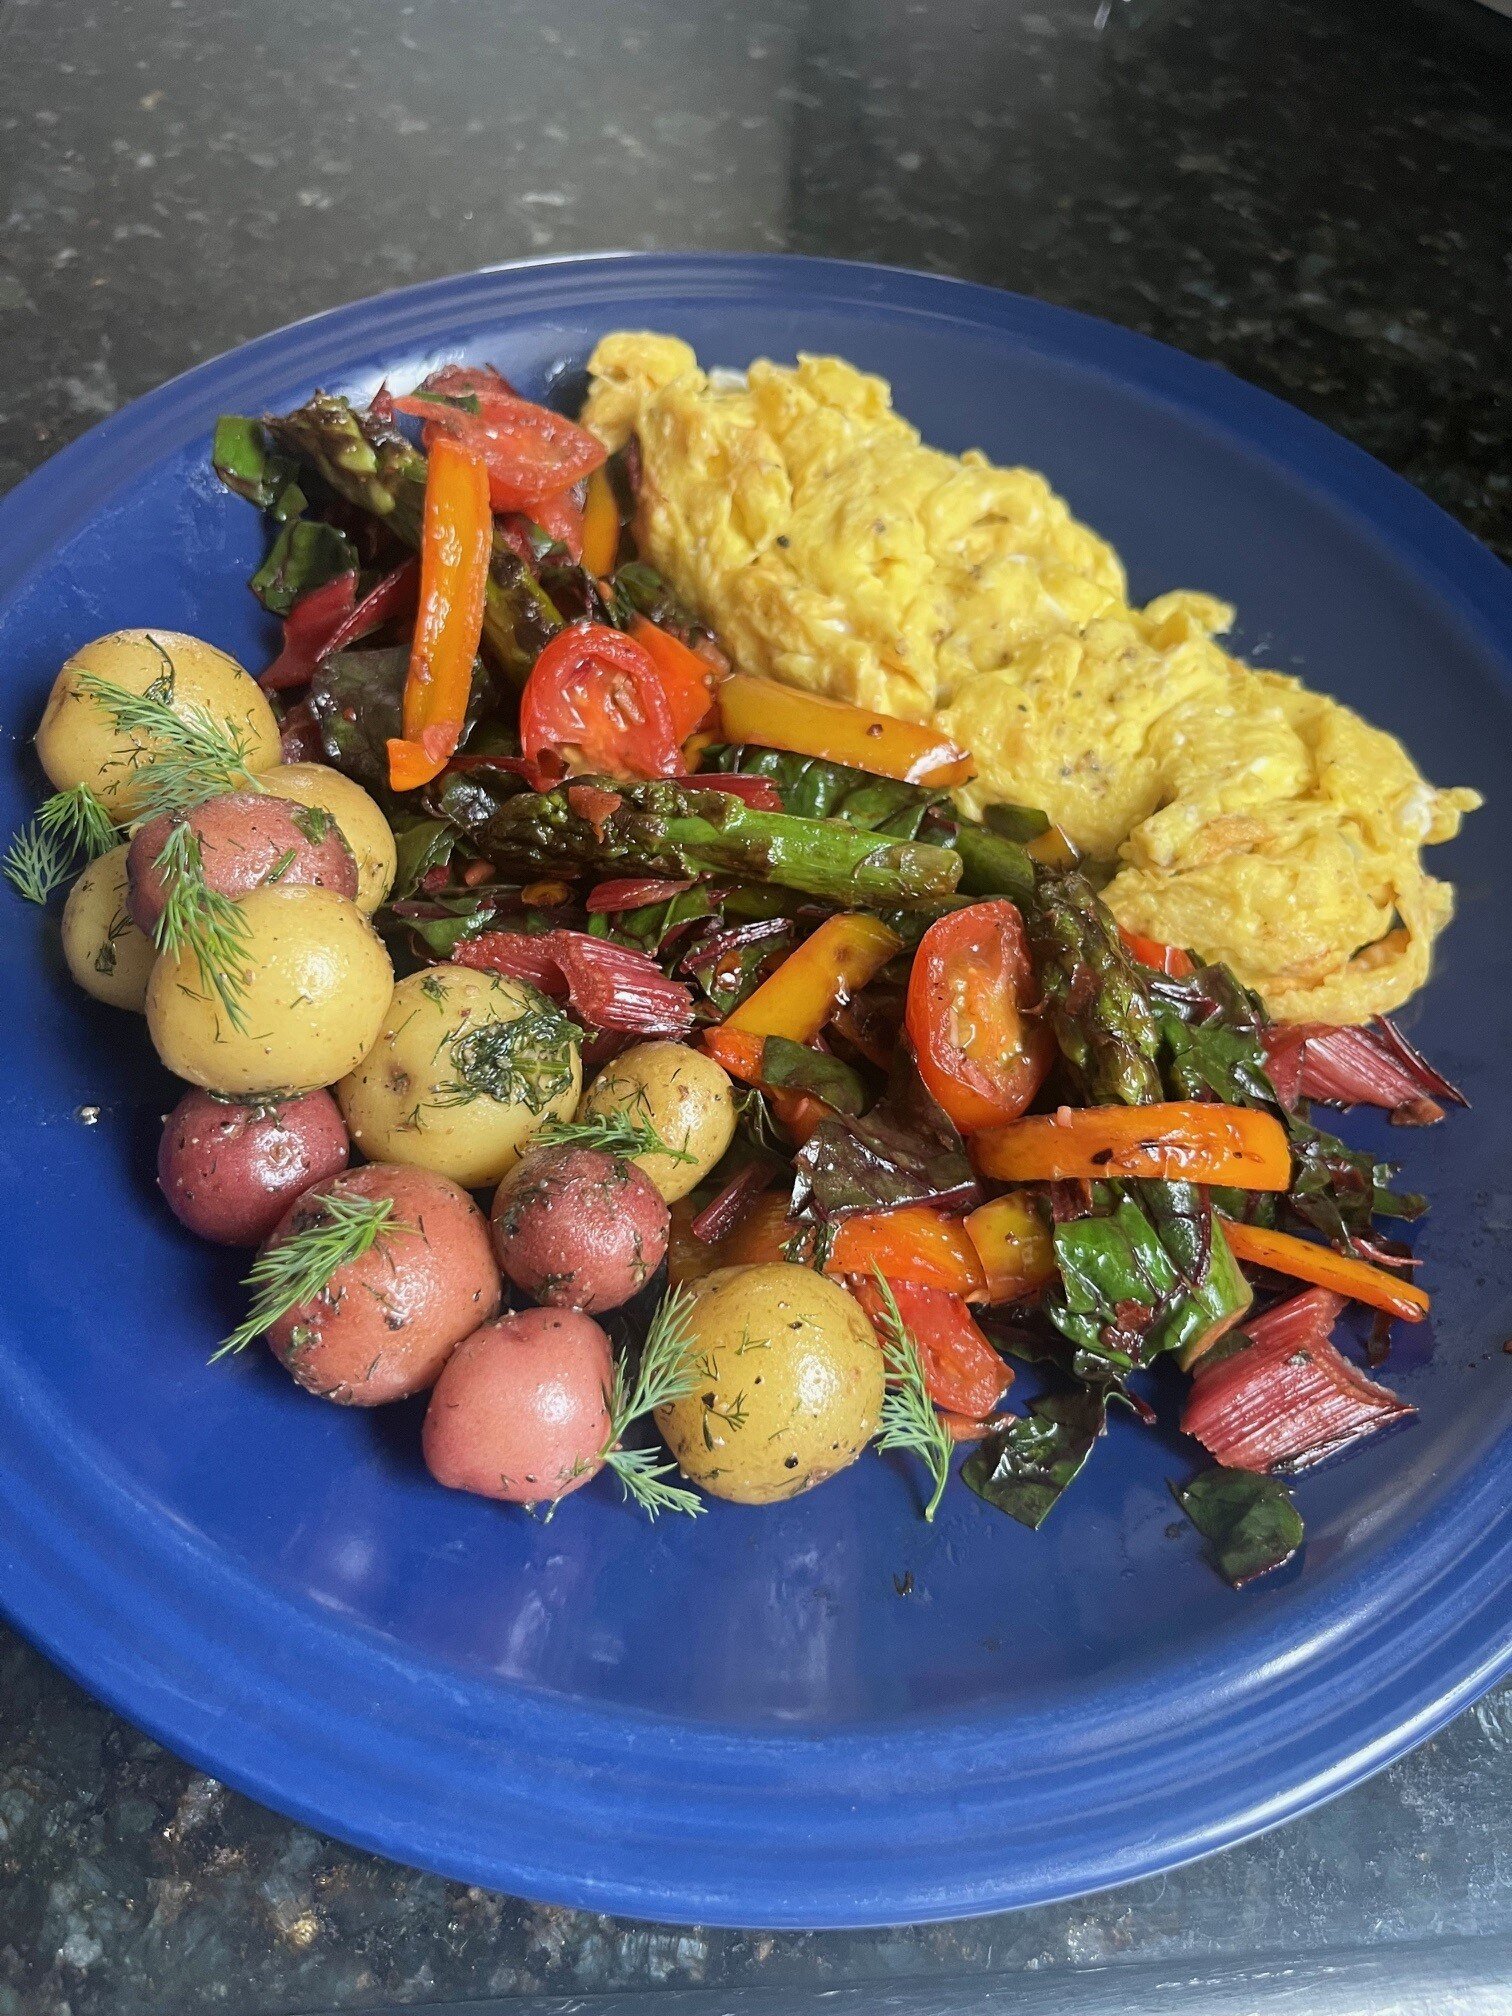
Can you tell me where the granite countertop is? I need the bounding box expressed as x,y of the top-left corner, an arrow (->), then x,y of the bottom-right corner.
0,0 -> 1509,2010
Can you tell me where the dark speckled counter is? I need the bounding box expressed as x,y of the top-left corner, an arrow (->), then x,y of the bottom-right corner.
0,0 -> 1509,2009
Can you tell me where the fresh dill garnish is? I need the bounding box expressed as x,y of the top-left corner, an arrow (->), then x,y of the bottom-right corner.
213,1190 -> 403,1361
870,1268 -> 953,1521
72,668 -> 261,817
419,971 -> 449,1006
289,802 -> 334,844
537,1106 -> 696,1165
152,823 -> 254,1034
595,1285 -> 705,1519
264,847 -> 298,883
3,784 -> 119,904
431,997 -> 578,1114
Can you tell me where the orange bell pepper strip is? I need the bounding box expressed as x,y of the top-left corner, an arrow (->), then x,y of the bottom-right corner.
972,1101 -> 1291,1191
716,672 -> 975,789
826,1206 -> 988,1301
1219,1219 -> 1430,1321
703,912 -> 903,1091
668,1189 -> 794,1287
1116,926 -> 1196,978
387,435 -> 492,792
629,615 -> 717,741
580,466 -> 620,578
851,1276 -> 1012,1416
964,1192 -> 1057,1303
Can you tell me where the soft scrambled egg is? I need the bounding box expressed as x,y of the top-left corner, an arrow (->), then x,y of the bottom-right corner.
583,333 -> 1479,1024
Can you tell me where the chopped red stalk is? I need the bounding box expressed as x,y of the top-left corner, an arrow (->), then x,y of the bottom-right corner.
690,1162 -> 777,1246
585,876 -> 696,914
451,928 -> 695,1035
262,557 -> 421,693
689,773 -> 786,812
1181,1287 -> 1415,1474
444,748 -> 568,793
1261,1017 -> 1465,1122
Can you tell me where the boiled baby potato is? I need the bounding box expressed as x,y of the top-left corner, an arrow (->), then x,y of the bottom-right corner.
36,629 -> 280,819
146,883 -> 393,1096
579,1040 -> 736,1202
61,843 -> 157,1011
259,762 -> 397,913
656,1263 -> 885,1505
337,965 -> 581,1190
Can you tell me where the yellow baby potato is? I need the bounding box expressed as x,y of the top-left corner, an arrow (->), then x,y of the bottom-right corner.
35,629 -> 280,819
580,1040 -> 737,1202
337,966 -> 581,1190
61,844 -> 157,1012
146,883 -> 392,1096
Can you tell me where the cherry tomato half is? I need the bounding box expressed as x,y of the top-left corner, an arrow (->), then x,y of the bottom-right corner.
520,622 -> 685,780
905,900 -> 1053,1133
395,370 -> 606,515
851,1277 -> 1012,1419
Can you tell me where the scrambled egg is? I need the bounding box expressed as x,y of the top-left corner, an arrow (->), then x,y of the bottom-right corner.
583,334 -> 1480,1024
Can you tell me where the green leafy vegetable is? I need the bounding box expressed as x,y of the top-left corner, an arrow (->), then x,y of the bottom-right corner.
249,517 -> 358,617
1048,1195 -> 1251,1375
701,743 -> 949,837
962,1388 -> 1111,1528
432,992 -> 578,1113
391,814 -> 459,897
982,802 -> 1052,843
215,1190 -> 402,1361
758,1035 -> 867,1117
605,561 -> 705,644
1174,1466 -> 1304,1586
869,1270 -> 953,1520
211,415 -> 298,509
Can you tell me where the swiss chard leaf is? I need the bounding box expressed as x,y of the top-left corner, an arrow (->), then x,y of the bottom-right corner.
982,801 -> 1051,843
1285,1117 -> 1425,1245
1157,1009 -> 1276,1106
962,1388 -> 1111,1529
390,815 -> 457,899
212,415 -> 297,509
309,646 -> 409,797
605,561 -> 704,643
701,744 -> 947,838
250,517 -> 358,616
759,1036 -> 868,1117
791,1049 -> 978,1219
1048,1190 -> 1250,1374
1174,1467 -> 1304,1586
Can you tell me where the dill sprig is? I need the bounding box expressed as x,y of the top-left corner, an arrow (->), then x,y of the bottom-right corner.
4,784 -> 119,904
870,1268 -> 953,1521
214,1191 -> 402,1361
598,1285 -> 705,1519
538,1106 -> 696,1165
152,823 -> 255,1034
72,668 -> 262,818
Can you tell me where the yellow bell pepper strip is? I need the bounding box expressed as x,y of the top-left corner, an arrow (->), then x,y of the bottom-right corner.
727,912 -> 903,1043
580,466 -> 620,578
716,672 -> 976,789
387,435 -> 493,793
972,1101 -> 1292,1192
1219,1218 -> 1430,1322
826,1205 -> 988,1300
964,1192 -> 1057,1304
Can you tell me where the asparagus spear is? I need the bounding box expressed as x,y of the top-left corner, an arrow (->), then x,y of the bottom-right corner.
1023,865 -> 1165,1107
438,773 -> 964,910
262,395 -> 561,682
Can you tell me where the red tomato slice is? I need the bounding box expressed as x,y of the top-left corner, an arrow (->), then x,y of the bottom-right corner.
852,1277 -> 1012,1418
394,375 -> 606,515
905,900 -> 1053,1133
520,622 -> 685,780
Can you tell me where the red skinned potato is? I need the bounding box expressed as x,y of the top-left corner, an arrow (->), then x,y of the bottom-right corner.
490,1145 -> 669,1313
158,1087 -> 349,1246
263,1163 -> 501,1405
423,1307 -> 613,1505
127,786 -> 357,933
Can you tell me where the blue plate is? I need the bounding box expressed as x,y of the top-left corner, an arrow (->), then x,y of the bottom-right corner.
0,255 -> 1508,1929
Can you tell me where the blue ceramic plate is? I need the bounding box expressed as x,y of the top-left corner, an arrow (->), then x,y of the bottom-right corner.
0,255 -> 1508,1929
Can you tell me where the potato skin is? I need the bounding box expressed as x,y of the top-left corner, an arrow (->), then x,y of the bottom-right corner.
127,788 -> 356,933
580,1041 -> 736,1202
258,763 -> 397,913
264,1163 -> 501,1405
61,844 -> 157,1011
656,1264 -> 885,1504
36,629 -> 280,818
491,1145 -> 669,1313
423,1308 -> 613,1504
337,966 -> 581,1190
146,883 -> 393,1096
158,1086 -> 350,1246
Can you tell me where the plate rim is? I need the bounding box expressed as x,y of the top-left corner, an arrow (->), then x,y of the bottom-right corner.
1,250 -> 1510,1928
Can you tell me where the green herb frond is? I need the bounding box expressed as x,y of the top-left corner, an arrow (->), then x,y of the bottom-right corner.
870,1268 -> 953,1521
152,823 -> 255,1034
538,1105 -> 696,1165
72,668 -> 261,817
597,1284 -> 705,1520
431,998 -> 578,1114
214,1191 -> 403,1361
4,785 -> 120,904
